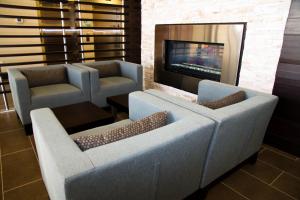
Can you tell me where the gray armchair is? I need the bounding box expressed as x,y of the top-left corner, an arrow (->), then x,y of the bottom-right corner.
73,60 -> 143,107
8,64 -> 90,125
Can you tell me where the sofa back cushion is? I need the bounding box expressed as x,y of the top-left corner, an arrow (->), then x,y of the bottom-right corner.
200,91 -> 246,109
89,62 -> 121,78
22,66 -> 68,88
74,111 -> 168,151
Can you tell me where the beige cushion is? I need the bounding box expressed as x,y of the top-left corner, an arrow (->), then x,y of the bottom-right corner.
93,62 -> 121,78
71,119 -> 133,139
201,91 -> 246,109
74,111 -> 168,151
22,66 -> 68,88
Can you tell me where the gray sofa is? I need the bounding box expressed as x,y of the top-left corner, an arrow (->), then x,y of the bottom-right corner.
31,91 -> 215,200
73,60 -> 143,107
145,80 -> 278,188
8,64 -> 90,125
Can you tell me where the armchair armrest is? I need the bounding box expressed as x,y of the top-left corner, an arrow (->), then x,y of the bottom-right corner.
7,68 -> 31,124
116,60 -> 143,90
72,63 -> 100,94
30,108 -> 93,200
65,64 -> 90,100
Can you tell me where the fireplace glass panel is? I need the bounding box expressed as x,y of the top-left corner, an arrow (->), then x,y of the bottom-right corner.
165,40 -> 224,81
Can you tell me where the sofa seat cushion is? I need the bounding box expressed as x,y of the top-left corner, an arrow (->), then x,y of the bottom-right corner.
99,76 -> 136,92
74,111 -> 168,151
31,84 -> 83,107
71,119 -> 133,139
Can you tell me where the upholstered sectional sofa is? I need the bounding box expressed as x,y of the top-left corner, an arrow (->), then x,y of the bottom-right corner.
31,91 -> 216,200
30,79 -> 278,200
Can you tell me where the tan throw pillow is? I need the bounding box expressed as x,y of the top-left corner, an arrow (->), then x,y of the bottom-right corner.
74,111 -> 168,151
200,91 -> 246,109
22,66 -> 68,88
92,62 -> 121,78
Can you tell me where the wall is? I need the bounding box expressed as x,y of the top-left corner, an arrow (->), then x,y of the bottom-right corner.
141,0 -> 292,100
266,0 -> 300,156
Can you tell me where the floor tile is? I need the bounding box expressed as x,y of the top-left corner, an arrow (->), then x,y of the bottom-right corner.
0,93 -> 13,112
4,180 -> 49,200
272,172 -> 300,199
242,160 -> 282,184
0,129 -> 31,155
259,149 -> 300,178
29,135 -> 37,158
2,149 -> 41,191
0,111 -> 22,132
263,144 -> 298,160
205,183 -> 247,200
223,170 -> 294,200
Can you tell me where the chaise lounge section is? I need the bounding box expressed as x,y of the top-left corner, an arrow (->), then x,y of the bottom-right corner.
145,80 -> 278,188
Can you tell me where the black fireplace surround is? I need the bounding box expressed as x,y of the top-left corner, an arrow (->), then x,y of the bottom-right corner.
154,23 -> 246,94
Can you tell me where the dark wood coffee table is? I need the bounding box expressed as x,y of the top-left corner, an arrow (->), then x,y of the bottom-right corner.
107,93 -> 129,117
52,102 -> 114,134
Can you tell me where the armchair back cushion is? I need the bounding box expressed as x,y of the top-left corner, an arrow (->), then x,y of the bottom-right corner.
21,66 -> 68,87
84,61 -> 121,78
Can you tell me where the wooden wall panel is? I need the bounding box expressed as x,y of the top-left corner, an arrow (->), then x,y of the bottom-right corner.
124,0 -> 141,64
266,0 -> 300,156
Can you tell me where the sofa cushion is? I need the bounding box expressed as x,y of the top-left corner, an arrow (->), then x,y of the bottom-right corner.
74,111 -> 168,151
31,84 -> 83,108
100,76 -> 136,92
22,66 -> 68,88
71,119 -> 133,139
89,62 -> 121,78
200,91 -> 246,109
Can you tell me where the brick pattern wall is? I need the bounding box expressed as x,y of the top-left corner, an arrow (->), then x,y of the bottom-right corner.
141,0 -> 291,100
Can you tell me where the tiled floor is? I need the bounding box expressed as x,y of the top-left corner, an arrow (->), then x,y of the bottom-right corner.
0,111 -> 299,200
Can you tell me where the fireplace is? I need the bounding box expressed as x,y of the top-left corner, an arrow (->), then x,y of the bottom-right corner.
165,40 -> 224,81
154,23 -> 246,94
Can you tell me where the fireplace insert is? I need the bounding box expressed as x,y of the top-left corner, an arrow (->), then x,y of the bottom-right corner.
165,40 -> 224,81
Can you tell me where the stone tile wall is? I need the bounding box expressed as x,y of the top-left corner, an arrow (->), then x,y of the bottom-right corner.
141,0 -> 291,100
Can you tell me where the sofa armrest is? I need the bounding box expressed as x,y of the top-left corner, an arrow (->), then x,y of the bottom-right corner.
8,68 -> 31,124
129,91 -> 199,123
30,108 -> 93,200
65,64 -> 90,99
117,60 -> 143,90
72,63 -> 100,94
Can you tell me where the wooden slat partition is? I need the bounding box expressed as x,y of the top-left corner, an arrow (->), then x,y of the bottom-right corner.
124,0 -> 141,64
0,0 -> 142,110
